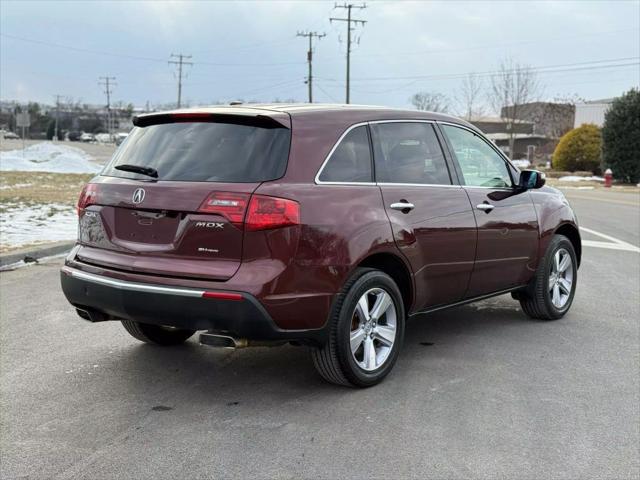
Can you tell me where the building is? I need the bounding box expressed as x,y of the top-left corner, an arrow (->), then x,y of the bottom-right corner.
470,102 -> 577,162
501,102 -> 575,139
574,99 -> 614,128
469,116 -> 555,161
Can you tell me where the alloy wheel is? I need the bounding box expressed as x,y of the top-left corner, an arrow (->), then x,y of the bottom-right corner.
349,288 -> 397,371
548,247 -> 574,309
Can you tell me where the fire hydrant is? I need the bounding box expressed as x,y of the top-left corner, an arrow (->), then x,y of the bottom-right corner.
604,168 -> 613,188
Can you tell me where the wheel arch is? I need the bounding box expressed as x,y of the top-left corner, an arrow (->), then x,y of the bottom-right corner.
357,252 -> 414,314
555,223 -> 582,267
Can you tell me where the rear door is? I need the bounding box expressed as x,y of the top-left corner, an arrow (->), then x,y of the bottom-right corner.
77,113 -> 291,281
372,121 -> 477,311
439,123 -> 539,297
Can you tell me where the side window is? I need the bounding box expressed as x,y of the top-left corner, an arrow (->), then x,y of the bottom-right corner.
371,122 -> 451,185
441,125 -> 512,188
318,126 -> 373,183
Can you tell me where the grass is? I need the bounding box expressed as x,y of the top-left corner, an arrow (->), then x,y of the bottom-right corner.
0,172 -> 92,253
0,171 -> 93,206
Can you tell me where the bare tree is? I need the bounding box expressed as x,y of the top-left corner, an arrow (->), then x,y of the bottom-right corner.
456,73 -> 485,120
410,91 -> 450,113
488,58 -> 541,157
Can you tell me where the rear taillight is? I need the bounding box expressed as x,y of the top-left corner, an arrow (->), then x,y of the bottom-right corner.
77,184 -> 99,215
246,195 -> 300,231
198,192 -> 250,225
198,192 -> 300,231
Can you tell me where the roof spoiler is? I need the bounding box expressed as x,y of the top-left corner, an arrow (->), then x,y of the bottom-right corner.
133,112 -> 290,129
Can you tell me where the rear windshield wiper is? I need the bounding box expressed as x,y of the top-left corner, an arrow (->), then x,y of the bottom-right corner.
114,164 -> 158,178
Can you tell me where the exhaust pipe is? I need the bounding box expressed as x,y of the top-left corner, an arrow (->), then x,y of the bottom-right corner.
199,332 -> 285,349
75,307 -> 108,323
199,333 -> 249,349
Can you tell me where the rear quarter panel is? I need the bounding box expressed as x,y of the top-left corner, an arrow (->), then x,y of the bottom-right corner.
252,182 -> 403,330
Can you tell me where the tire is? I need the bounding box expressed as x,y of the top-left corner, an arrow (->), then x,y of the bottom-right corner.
121,320 -> 195,346
519,234 -> 578,320
311,268 -> 405,387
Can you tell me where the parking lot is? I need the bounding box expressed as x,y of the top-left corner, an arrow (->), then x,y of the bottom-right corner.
1,188 -> 638,479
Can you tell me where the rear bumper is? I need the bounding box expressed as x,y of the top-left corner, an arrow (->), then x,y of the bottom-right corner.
60,266 -> 326,345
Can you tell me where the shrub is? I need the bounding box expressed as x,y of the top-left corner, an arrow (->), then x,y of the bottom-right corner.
552,124 -> 602,173
602,88 -> 640,183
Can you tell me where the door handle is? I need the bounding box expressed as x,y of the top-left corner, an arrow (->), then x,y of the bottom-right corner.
476,203 -> 495,212
390,201 -> 415,212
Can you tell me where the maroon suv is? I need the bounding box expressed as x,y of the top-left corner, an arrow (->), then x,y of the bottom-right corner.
60,104 -> 580,387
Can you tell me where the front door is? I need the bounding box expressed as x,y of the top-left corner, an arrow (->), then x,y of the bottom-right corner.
439,123 -> 539,297
371,121 -> 477,311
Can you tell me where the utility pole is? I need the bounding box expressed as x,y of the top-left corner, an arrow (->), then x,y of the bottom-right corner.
296,31 -> 326,103
98,76 -> 116,140
330,3 -> 366,104
53,94 -> 63,141
169,53 -> 193,108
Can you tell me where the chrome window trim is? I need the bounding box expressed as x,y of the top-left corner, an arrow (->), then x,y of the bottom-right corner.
369,119 -> 436,125
437,120 -> 517,188
377,182 -> 461,188
62,266 -> 207,298
315,118 -> 449,186
315,182 -> 377,186
461,185 -> 514,191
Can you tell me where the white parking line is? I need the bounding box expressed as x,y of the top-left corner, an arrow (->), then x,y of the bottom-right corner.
580,226 -> 640,253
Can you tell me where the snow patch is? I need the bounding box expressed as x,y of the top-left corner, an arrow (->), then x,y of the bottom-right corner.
0,203 -> 77,248
0,142 -> 101,173
558,175 -> 604,182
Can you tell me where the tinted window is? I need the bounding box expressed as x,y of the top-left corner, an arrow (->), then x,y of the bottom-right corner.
442,125 -> 512,188
371,122 -> 451,185
102,122 -> 290,182
318,126 -> 373,183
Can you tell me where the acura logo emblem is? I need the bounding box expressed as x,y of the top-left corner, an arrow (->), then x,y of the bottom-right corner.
132,188 -> 145,204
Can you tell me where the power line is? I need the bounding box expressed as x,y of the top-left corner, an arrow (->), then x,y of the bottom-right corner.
330,3 -> 367,103
0,33 -> 302,68
1,33 -> 167,63
351,27 -> 640,59
234,79 -> 304,99
98,76 -> 116,138
343,57 -> 640,83
316,58 -> 639,94
168,54 -> 193,108
315,82 -> 341,103
297,31 -> 326,102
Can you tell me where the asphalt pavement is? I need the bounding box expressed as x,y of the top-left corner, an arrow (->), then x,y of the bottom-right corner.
1,188 -> 638,479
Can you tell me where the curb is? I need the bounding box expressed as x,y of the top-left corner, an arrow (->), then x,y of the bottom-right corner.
0,241 -> 75,268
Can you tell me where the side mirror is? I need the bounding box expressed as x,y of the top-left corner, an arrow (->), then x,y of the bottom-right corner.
518,169 -> 546,190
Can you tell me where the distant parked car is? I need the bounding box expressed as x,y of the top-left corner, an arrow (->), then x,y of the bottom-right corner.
80,132 -> 94,142
67,131 -> 82,142
3,131 -> 20,140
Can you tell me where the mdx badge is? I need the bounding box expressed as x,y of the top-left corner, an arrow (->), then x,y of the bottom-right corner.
195,222 -> 224,229
132,188 -> 145,204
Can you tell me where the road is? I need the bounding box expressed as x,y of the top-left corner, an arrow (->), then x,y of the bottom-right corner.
1,188 -> 638,479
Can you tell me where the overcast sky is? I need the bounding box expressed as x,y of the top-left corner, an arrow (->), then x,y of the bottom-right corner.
1,0 -> 639,113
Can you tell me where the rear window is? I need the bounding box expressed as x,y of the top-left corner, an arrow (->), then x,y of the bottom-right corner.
102,122 -> 290,182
